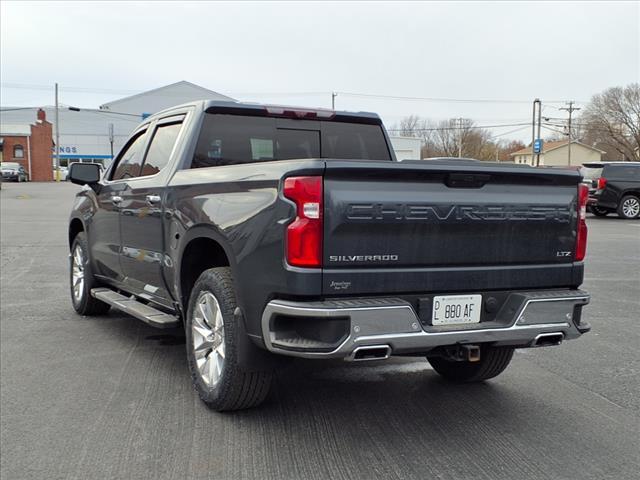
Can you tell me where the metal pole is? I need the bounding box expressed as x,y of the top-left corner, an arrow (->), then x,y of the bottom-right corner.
108,123 -> 114,160
458,118 -> 462,158
532,99 -> 537,166
331,92 -> 337,110
560,101 -> 580,166
54,83 -> 60,182
531,98 -> 541,166
536,100 -> 542,166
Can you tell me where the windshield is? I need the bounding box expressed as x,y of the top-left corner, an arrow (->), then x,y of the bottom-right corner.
580,166 -> 603,180
1,162 -> 20,170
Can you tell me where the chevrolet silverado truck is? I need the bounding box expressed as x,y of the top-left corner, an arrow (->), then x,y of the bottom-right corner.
68,100 -> 591,411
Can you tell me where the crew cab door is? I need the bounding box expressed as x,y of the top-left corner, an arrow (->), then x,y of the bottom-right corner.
118,115 -> 185,306
89,128 -> 149,283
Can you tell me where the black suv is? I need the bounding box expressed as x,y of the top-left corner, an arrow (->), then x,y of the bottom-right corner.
586,162 -> 640,219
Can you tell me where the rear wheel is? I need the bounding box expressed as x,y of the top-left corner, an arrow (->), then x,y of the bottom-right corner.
427,345 -> 515,382
70,232 -> 110,315
185,267 -> 273,411
617,195 -> 640,219
591,206 -> 610,217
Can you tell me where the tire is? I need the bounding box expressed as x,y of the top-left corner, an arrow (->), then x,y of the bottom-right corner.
617,195 -> 640,219
185,267 -> 273,411
427,345 -> 515,383
591,206 -> 609,217
70,232 -> 111,315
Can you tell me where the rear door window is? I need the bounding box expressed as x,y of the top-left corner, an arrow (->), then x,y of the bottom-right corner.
139,121 -> 183,177
111,130 -> 148,180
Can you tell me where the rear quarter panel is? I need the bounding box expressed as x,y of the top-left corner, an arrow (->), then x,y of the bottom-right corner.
166,159 -> 325,338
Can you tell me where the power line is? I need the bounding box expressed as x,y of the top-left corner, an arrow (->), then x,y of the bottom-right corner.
386,121 -> 531,133
1,82 -> 140,95
337,91 -> 584,104
559,101 -> 581,165
490,125 -> 531,139
1,82 -> 590,105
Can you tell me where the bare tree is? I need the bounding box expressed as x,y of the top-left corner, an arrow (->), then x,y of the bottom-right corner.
497,139 -> 526,162
391,115 -> 499,161
581,83 -> 640,160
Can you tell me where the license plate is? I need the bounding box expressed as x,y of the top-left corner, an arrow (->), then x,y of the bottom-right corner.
432,294 -> 482,326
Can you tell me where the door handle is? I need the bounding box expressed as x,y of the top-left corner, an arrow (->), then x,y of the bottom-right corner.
146,194 -> 161,205
111,195 -> 123,205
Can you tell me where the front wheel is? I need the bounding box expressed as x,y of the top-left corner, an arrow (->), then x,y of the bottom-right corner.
427,345 -> 515,382
70,232 -> 111,315
618,195 -> 640,219
185,267 -> 273,411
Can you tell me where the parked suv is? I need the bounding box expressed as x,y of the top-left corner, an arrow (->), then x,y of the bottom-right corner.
67,100 -> 591,411
585,162 -> 640,219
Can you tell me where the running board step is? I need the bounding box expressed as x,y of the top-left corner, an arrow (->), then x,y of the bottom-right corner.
91,288 -> 180,329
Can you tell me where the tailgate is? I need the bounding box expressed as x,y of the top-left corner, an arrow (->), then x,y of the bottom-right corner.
322,160 -> 581,295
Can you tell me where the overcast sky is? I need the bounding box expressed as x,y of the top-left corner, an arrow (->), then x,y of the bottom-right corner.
1,1 -> 638,141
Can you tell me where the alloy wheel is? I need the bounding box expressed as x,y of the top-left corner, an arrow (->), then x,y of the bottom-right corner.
192,291 -> 226,386
71,245 -> 85,302
622,197 -> 640,218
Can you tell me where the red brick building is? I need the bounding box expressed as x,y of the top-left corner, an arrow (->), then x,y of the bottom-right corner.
0,109 -> 53,181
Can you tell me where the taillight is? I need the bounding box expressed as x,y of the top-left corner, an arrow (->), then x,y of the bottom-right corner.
576,184 -> 588,261
283,176 -> 323,267
597,177 -> 607,190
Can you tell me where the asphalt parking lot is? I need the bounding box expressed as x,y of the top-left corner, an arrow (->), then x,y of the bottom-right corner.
1,181 -> 639,480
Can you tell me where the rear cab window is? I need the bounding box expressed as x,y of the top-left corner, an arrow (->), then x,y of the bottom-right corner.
191,113 -> 390,168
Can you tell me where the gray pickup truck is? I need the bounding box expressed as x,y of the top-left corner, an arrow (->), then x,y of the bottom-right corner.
68,100 -> 591,411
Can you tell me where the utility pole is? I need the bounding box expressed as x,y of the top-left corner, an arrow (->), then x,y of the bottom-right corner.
456,117 -> 463,157
331,92 -> 337,110
108,123 -> 114,160
560,101 -> 580,166
54,83 -> 60,182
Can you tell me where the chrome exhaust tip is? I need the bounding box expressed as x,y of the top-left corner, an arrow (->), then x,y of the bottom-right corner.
532,332 -> 564,347
347,345 -> 392,362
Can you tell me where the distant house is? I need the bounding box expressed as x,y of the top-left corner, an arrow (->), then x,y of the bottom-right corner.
510,140 -> 605,167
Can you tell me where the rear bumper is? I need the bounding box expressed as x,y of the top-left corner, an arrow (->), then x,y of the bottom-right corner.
261,289 -> 590,359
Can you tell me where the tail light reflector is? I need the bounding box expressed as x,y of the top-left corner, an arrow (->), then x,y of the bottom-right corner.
283,176 -> 323,267
576,184 -> 588,261
597,177 -> 607,190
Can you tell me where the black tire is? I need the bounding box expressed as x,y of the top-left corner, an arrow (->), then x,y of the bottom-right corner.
617,195 -> 640,219
427,345 -> 515,382
185,267 -> 273,411
591,206 -> 609,217
70,232 -> 111,315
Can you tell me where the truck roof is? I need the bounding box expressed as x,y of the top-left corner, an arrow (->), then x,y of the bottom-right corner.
150,99 -> 383,125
